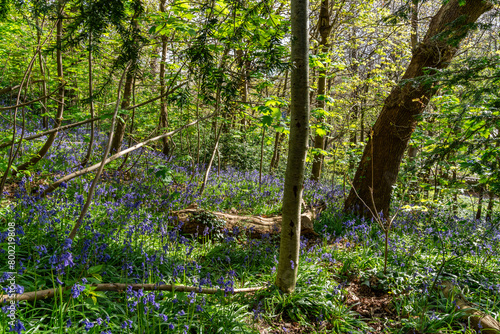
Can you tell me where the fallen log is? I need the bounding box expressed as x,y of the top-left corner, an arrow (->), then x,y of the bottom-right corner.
172,204 -> 319,238
1,283 -> 265,303
440,280 -> 500,334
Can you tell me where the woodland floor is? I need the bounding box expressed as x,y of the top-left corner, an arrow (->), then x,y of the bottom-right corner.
1,119 -> 499,333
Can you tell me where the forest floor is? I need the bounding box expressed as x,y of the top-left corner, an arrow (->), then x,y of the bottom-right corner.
1,121 -> 500,334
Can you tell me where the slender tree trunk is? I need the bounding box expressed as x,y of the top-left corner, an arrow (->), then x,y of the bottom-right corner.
36,19 -> 49,129
109,71 -> 133,154
344,0 -> 492,218
348,34 -> 359,171
16,9 -> 65,173
270,132 -> 281,172
159,0 -> 170,156
81,35 -> 95,167
410,0 -> 418,53
485,191 -> 494,221
408,0 -> 419,161
360,80 -> 368,143
276,0 -> 309,293
259,126 -> 266,185
109,8 -> 140,155
69,66 -> 130,240
476,186 -> 484,220
310,0 -> 331,181
270,70 -> 288,173
118,77 -> 137,170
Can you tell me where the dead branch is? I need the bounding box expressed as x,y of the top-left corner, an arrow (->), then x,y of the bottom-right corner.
0,283 -> 265,303
42,113 -> 214,196
0,117 -> 99,150
0,84 -> 65,111
440,280 -> 500,334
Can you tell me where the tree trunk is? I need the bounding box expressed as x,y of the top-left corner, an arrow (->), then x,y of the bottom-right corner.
344,0 -> 492,218
270,132 -> 285,173
485,191 -> 494,221
310,0 -> 331,181
36,18 -> 49,129
410,0 -> 418,53
109,9 -> 140,155
270,71 -> 288,173
159,0 -> 170,156
276,0 -> 309,294
109,71 -> 133,154
407,0 -> 419,162
476,185 -> 484,220
173,205 -> 318,238
81,35 -> 94,167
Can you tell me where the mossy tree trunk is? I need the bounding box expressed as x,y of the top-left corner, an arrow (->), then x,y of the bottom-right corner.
310,0 -> 331,181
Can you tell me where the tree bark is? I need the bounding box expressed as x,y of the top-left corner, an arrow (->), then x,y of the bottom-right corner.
109,71 -> 134,154
109,8 -> 140,155
476,185 -> 484,220
81,35 -> 95,167
344,0 -> 492,218
199,126 -> 222,196
159,0 -> 170,156
276,0 -> 309,293
270,70 -> 288,173
439,281 -> 500,334
36,18 -> 49,129
410,0 -> 418,54
310,0 -> 331,181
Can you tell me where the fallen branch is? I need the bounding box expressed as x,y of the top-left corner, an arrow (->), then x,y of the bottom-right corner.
0,117 -> 99,150
1,283 -> 265,303
0,84 -> 21,96
440,280 -> 500,334
0,80 -> 45,96
0,84 -> 64,111
42,113 -> 214,196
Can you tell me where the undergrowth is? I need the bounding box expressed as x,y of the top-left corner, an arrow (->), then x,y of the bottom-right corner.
0,115 -> 499,334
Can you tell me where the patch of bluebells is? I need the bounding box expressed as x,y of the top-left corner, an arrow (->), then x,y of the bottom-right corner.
0,109 -> 498,332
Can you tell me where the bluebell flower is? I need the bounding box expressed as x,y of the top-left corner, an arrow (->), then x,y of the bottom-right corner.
82,319 -> 94,331
10,320 -> 26,334
71,284 -> 85,298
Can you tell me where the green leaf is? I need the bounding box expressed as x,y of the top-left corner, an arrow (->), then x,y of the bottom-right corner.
87,265 -> 104,275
